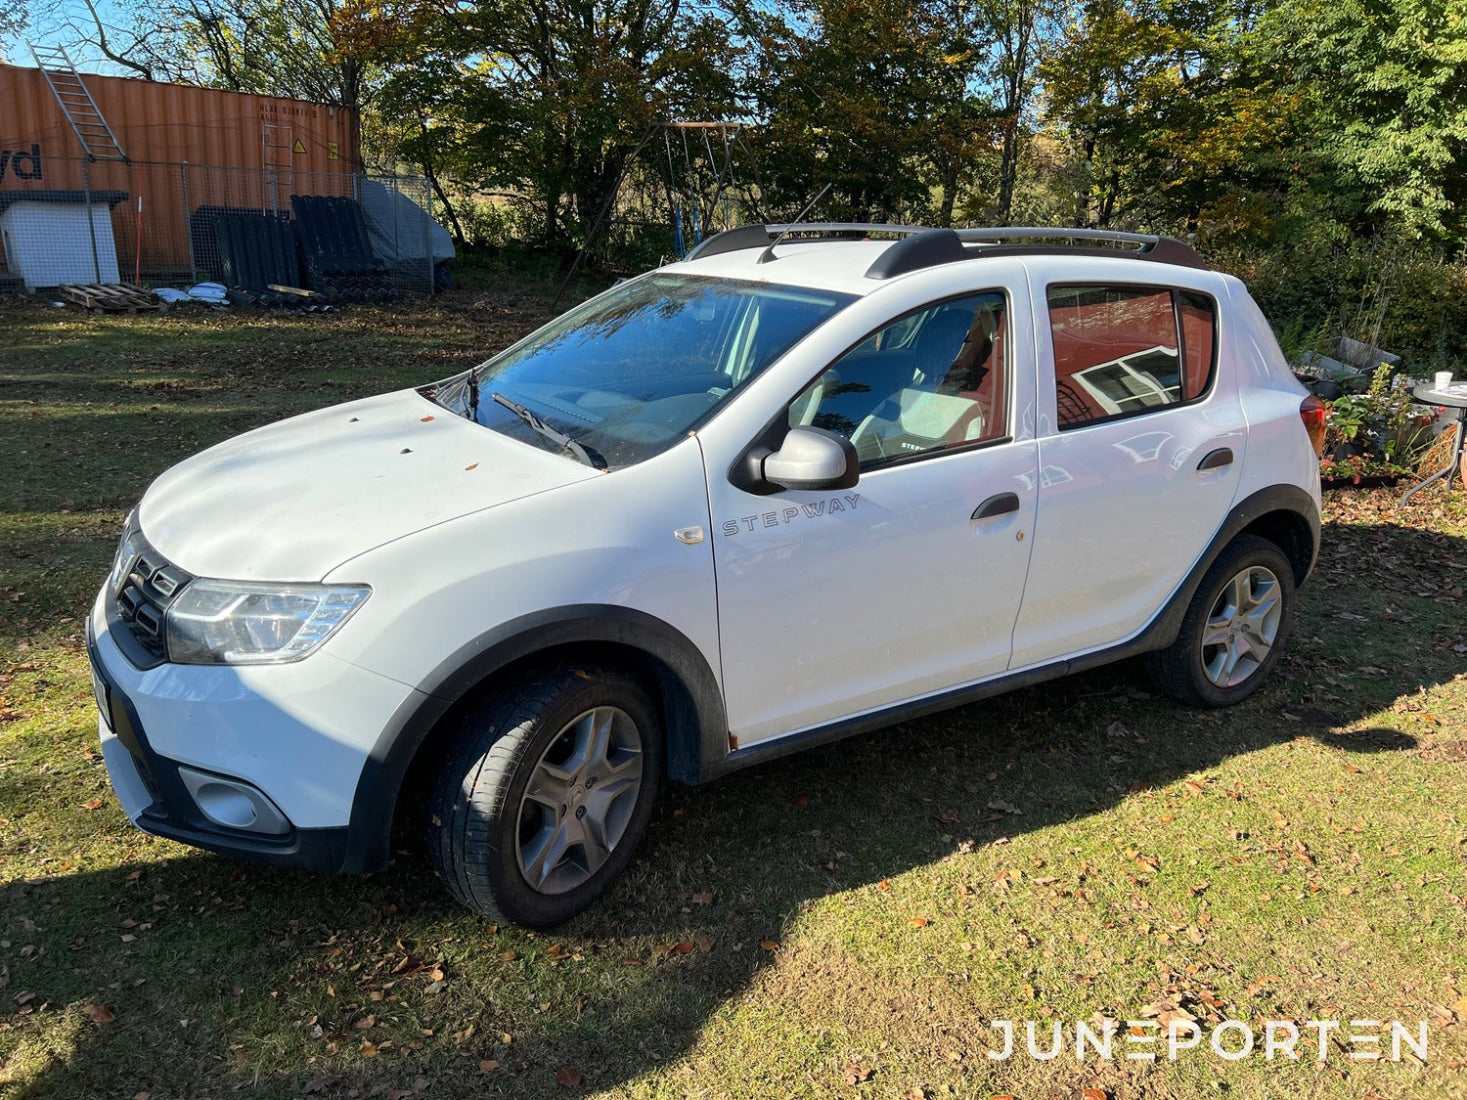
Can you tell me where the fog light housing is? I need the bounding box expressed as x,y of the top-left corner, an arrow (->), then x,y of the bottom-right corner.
177,767 -> 291,835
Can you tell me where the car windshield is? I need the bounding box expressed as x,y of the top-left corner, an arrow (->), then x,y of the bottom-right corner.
424,274 -> 855,469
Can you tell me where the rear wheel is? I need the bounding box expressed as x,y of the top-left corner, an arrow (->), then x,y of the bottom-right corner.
1146,535 -> 1296,708
429,664 -> 661,926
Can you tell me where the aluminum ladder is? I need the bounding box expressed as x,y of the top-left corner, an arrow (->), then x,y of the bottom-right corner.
27,43 -> 129,163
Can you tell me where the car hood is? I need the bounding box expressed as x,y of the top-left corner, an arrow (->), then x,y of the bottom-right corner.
138,389 -> 600,580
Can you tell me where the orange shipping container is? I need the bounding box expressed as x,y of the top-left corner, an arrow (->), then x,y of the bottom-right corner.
0,64 -> 363,279
0,63 -> 360,174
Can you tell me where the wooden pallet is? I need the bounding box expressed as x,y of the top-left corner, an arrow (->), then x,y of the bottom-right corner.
57,282 -> 166,313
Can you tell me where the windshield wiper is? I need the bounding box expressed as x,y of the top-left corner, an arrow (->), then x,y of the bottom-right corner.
491,392 -> 608,471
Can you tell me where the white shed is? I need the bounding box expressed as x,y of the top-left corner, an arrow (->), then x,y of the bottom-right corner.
0,190 -> 126,289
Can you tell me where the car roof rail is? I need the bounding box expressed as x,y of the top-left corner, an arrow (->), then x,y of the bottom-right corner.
683,223 -> 1211,275
684,222 -> 932,262
953,227 -> 1210,270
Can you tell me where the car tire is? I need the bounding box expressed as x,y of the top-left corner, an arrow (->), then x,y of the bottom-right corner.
1145,535 -> 1296,708
429,664 -> 662,926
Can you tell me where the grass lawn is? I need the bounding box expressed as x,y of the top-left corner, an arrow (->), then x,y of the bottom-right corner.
2,288 -> 1466,1100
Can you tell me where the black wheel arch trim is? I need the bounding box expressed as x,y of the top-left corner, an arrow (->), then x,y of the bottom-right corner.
342,604 -> 727,873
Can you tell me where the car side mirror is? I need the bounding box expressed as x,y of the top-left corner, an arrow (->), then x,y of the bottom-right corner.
762,427 -> 859,491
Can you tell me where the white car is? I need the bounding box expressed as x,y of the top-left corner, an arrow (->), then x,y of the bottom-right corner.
87,226 -> 1326,926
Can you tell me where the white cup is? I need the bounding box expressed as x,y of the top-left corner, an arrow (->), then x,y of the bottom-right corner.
1436,371 -> 1454,391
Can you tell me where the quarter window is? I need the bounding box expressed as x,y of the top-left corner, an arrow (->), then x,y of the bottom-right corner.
790,292 -> 1010,469
1048,285 -> 1217,430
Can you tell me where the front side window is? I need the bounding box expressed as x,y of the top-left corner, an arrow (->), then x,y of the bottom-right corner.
1049,284 -> 1217,430
425,275 -> 855,469
789,292 -> 1011,469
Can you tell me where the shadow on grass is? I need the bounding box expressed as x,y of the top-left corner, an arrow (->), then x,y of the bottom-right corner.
5,519 -> 1464,1098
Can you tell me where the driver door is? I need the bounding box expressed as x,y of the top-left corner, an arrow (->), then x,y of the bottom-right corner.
706,287 -> 1039,747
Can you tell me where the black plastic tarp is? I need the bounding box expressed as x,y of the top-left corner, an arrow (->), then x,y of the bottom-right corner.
211,213 -> 302,294
290,194 -> 398,302
189,205 -> 291,282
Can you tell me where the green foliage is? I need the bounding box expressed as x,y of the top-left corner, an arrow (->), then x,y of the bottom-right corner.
1263,0 -> 1467,240
346,0 -> 742,248
1219,240 -> 1467,370
1321,363 -> 1440,481
737,0 -> 986,223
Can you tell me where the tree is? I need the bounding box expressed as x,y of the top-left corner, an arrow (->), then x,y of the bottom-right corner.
967,0 -> 1067,224
52,0 -> 374,112
342,0 -> 740,248
741,0 -> 990,223
1262,0 -> 1467,239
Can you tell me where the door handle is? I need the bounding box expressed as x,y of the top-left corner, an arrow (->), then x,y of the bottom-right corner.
1197,447 -> 1233,471
972,492 -> 1020,520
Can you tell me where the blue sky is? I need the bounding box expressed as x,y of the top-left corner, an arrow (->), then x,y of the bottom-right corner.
2,0 -> 137,74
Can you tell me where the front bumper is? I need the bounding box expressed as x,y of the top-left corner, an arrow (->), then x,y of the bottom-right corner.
86,590 -> 420,872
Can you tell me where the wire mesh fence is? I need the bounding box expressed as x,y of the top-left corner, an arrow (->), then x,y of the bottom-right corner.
0,155 -> 439,300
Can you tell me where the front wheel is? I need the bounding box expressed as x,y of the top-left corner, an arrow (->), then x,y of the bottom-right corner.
429,665 -> 662,926
1145,535 -> 1296,708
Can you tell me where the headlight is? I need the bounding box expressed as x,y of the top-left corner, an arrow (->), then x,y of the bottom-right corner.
165,580 -> 370,665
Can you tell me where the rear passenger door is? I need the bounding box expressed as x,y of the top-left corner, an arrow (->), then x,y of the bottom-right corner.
1009,274 -> 1246,669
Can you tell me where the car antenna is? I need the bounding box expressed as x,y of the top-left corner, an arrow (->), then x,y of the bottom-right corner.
757,182 -> 832,264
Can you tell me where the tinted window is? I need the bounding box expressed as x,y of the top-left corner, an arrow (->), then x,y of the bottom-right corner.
427,275 -> 854,469
1179,290 -> 1217,400
1048,284 -> 1217,430
790,292 -> 1010,468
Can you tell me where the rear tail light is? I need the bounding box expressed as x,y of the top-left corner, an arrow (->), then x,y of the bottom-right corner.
1300,394 -> 1327,457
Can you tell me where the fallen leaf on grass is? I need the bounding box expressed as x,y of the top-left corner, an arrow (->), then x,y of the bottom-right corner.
1134,853 -> 1160,872
359,1041 -> 378,1057
986,798 -> 1022,815
690,891 -> 713,905
81,1003 -> 114,1025
843,1064 -> 874,1085
1081,1089 -> 1109,1100
1184,780 -> 1205,794
907,918 -> 929,928
555,1066 -> 582,1088
878,880 -> 892,892
479,1059 -> 500,1073
759,940 -> 780,952
82,799 -> 104,811
355,1014 -> 375,1029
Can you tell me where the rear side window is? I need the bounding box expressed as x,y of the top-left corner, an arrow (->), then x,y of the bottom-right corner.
1048,285 -> 1217,430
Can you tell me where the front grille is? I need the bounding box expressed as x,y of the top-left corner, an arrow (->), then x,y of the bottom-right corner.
113,542 -> 192,661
